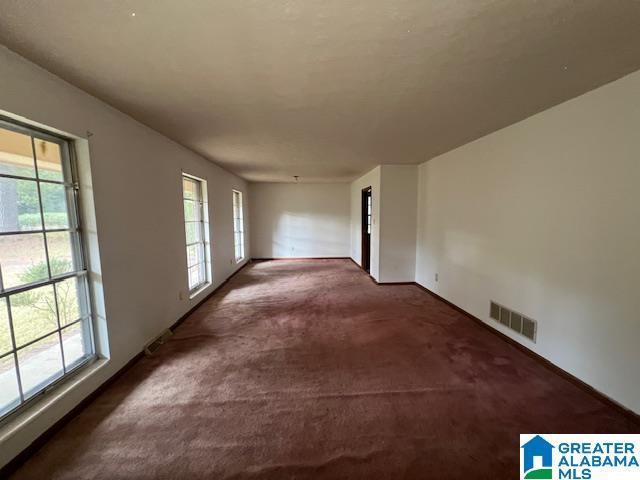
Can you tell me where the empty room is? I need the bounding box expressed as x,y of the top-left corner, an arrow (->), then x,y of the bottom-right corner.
0,1 -> 639,479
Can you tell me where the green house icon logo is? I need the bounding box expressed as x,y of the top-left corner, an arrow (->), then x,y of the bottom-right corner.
521,435 -> 554,479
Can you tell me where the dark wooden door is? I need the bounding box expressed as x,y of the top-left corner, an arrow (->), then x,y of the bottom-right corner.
361,187 -> 372,272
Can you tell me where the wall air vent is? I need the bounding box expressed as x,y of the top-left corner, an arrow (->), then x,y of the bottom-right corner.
489,301 -> 537,342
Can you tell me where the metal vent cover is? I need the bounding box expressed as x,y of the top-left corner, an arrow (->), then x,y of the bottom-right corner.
144,329 -> 173,356
490,302 -> 500,321
522,317 -> 537,341
510,313 -> 523,333
490,301 -> 537,343
499,307 -> 510,326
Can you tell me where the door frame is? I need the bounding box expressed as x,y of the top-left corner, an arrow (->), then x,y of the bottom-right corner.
361,186 -> 372,272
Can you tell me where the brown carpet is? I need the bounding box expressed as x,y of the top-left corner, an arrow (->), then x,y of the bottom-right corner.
10,259 -> 639,479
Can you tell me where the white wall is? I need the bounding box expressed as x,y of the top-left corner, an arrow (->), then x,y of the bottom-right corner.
378,165 -> 418,283
0,46 -> 250,467
416,70 -> 640,413
250,183 -> 350,258
350,167 -> 381,280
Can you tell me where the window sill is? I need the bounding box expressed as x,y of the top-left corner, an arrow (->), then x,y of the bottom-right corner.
189,283 -> 211,300
0,357 -> 110,444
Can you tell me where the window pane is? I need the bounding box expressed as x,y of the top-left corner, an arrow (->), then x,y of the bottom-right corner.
0,354 -> 21,417
185,222 -> 201,245
0,177 -> 42,232
40,183 -> 70,229
0,299 -> 12,356
17,332 -> 64,399
188,264 -> 204,290
183,199 -> 200,222
200,265 -> 206,285
186,243 -> 203,268
188,268 -> 196,289
61,319 -> 92,370
198,265 -> 205,286
11,284 -> 58,348
47,231 -> 76,275
34,139 -> 64,182
56,277 -> 85,326
0,127 -> 35,178
188,265 -> 197,289
183,178 -> 197,200
0,233 -> 48,289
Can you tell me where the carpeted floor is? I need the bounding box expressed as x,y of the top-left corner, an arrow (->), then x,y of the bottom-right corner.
9,259 -> 639,479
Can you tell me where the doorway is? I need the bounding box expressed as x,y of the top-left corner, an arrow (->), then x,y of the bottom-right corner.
361,186 -> 372,272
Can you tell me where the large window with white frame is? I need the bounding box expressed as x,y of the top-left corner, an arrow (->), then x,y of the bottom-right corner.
182,174 -> 210,295
232,190 -> 245,262
0,119 -> 94,421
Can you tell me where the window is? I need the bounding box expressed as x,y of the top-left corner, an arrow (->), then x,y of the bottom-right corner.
0,119 -> 94,421
182,174 -> 210,295
232,190 -> 245,262
366,192 -> 372,234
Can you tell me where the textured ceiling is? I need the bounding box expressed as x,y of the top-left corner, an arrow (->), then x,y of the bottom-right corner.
1,1 -> 640,182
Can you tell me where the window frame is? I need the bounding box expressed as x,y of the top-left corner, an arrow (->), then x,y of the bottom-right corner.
0,116 -> 96,424
182,173 -> 211,297
232,189 -> 245,263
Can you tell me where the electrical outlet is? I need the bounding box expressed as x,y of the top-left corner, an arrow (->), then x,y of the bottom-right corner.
435,273 -> 439,282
